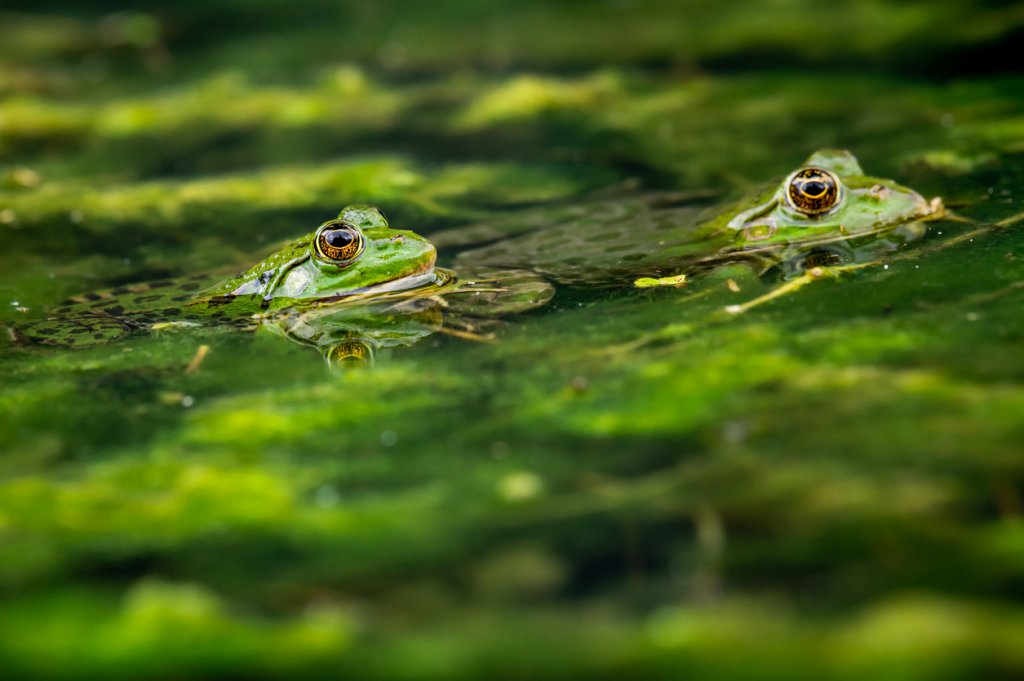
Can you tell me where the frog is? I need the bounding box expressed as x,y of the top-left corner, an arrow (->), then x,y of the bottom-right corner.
5,205 -> 456,349
433,150 -> 946,292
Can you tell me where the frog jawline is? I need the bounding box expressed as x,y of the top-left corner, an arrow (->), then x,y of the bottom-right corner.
309,266 -> 454,304
355,268 -> 444,296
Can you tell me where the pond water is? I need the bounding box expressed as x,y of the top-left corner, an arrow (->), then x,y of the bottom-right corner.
1,2 -> 1023,679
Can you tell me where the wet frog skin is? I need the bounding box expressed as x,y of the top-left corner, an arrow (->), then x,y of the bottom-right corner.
7,205 -> 450,348
439,149 -> 945,287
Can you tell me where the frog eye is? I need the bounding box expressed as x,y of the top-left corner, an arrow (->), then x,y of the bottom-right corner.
785,167 -> 842,216
326,340 -> 373,371
314,221 -> 364,264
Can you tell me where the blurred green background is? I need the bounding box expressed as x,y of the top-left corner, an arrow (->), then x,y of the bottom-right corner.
1,1 -> 1023,679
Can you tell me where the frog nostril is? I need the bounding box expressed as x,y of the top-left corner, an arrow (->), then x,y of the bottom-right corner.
869,184 -> 890,199
390,235 -> 404,244
742,218 -> 777,242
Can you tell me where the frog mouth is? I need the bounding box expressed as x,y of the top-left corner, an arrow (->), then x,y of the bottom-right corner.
357,252 -> 441,295
358,268 -> 440,297
311,254 -> 455,304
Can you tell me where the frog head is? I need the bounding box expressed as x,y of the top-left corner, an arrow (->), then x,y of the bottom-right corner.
724,149 -> 944,253
205,205 -> 443,306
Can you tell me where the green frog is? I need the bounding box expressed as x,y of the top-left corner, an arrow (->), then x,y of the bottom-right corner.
436,149 -> 945,289
6,205 -> 456,348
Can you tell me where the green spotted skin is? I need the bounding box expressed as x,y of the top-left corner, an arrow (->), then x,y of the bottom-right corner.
441,150 -> 944,287
7,205 -> 444,348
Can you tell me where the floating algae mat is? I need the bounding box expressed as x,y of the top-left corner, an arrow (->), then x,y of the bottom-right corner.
1,1 -> 1023,679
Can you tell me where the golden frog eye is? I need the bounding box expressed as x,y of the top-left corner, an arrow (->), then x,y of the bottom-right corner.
785,167 -> 842,216
326,340 -> 373,370
314,221 -> 364,264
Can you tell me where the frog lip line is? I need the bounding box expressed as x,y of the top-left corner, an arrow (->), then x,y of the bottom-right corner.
304,255 -> 442,302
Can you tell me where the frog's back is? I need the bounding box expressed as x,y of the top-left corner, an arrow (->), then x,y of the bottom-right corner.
5,273 -> 238,348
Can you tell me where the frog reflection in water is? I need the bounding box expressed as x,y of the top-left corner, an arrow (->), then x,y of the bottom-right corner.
438,149 -> 945,297
8,205 -> 456,350
265,297 -> 446,373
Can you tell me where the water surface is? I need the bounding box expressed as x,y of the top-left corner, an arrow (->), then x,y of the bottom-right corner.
1,2 -> 1023,678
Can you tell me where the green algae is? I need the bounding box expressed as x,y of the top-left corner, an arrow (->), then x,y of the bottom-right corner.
2,1 -> 1024,679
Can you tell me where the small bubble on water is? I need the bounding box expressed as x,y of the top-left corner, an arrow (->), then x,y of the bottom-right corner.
380,429 -> 398,447
965,312 -> 980,322
181,395 -> 195,407
722,421 -> 746,444
498,471 -> 543,501
315,485 -> 341,508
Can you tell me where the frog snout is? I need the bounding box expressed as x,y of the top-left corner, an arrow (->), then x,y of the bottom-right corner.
908,188 -> 940,216
397,232 -> 437,270
422,240 -> 438,269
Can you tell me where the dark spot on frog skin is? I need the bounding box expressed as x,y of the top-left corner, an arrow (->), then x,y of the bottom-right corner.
179,282 -> 201,291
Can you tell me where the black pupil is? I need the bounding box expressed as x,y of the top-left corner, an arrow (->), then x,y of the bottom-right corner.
325,228 -> 355,248
803,180 -> 828,197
